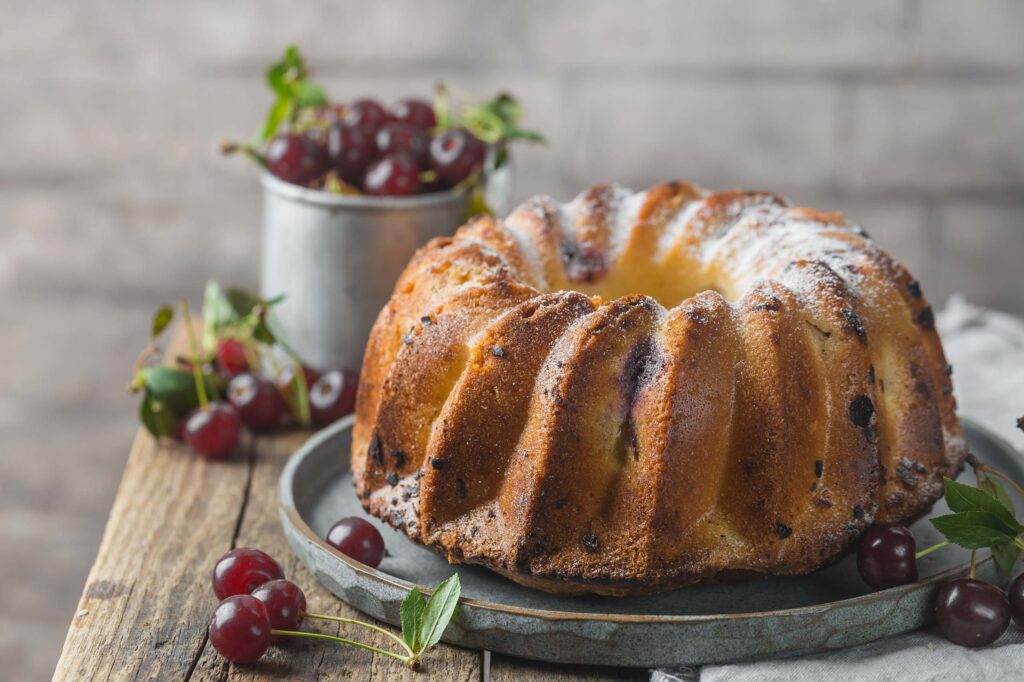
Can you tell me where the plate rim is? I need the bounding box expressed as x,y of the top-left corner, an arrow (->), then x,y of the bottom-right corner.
279,414 -> 1018,625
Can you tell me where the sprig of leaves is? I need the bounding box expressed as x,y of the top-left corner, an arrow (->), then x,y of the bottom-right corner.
930,476 -> 1024,572
260,44 -> 327,142
399,574 -> 462,664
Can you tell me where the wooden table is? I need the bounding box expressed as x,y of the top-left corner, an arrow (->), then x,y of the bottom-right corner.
53,324 -> 645,681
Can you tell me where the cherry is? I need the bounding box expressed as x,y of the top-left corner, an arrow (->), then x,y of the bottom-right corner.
935,578 -> 1010,647
344,99 -> 390,137
309,369 -> 359,427
185,403 -> 242,460
251,579 -> 306,641
364,154 -> 421,197
429,128 -> 485,187
1009,573 -> 1024,628
216,338 -> 249,377
326,122 -> 374,186
212,547 -> 285,600
857,523 -> 918,590
389,98 -> 436,130
326,517 -> 385,568
375,122 -> 430,165
209,595 -> 272,664
228,373 -> 288,433
265,132 -> 329,187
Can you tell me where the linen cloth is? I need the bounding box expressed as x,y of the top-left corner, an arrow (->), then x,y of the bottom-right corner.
652,297 -> 1024,682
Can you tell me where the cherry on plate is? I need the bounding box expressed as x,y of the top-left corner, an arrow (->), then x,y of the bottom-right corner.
389,98 -> 436,129
856,523 -> 918,590
326,122 -> 374,186
185,403 -> 242,460
228,373 -> 288,433
216,338 -> 249,377
265,132 -> 329,187
326,517 -> 385,568
344,99 -> 390,137
935,578 -> 1010,647
375,122 -> 430,165
363,154 -> 421,197
429,128 -> 485,187
309,369 -> 359,427
212,547 -> 285,600
251,579 -> 306,641
209,595 -> 272,663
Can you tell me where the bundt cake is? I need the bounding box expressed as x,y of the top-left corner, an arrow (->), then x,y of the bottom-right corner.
351,181 -> 966,596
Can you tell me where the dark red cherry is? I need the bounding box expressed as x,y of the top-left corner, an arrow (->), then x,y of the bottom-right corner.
212,547 -> 285,600
216,338 -> 249,377
251,579 -> 306,641
265,132 -> 329,187
429,128 -> 485,187
363,154 -> 421,197
326,122 -> 374,186
935,578 -> 1010,647
344,99 -> 390,137
309,369 -> 359,427
326,517 -> 385,568
857,523 -> 918,590
375,122 -> 430,165
228,373 -> 288,433
209,595 -> 271,663
185,403 -> 241,460
389,98 -> 436,129
1008,573 -> 1024,628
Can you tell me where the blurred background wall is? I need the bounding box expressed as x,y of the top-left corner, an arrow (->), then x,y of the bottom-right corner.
2,0 -> 1022,677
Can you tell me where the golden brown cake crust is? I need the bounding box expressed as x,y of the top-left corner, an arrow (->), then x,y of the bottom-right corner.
351,182 -> 966,596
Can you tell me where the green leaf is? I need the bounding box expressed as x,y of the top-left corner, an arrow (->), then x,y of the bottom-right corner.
417,574 -> 461,652
462,106 -> 505,144
930,511 -> 1017,549
979,477 -> 1015,516
225,287 -> 263,318
466,186 -> 493,220
504,128 -> 547,144
294,81 -> 327,108
943,477 -> 1024,534
139,393 -> 178,438
400,587 -> 427,653
488,92 -> 521,126
203,281 -> 237,351
260,97 -> 293,142
992,543 -> 1020,573
150,304 -> 174,339
138,366 -> 223,413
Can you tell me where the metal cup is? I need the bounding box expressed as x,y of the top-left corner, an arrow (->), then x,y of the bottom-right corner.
259,171 -> 508,372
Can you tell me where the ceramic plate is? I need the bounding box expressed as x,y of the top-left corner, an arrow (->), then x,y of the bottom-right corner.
278,416 -> 1021,667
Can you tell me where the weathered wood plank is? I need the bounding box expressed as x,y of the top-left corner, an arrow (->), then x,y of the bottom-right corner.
53,322 -> 253,680
489,655 -> 648,681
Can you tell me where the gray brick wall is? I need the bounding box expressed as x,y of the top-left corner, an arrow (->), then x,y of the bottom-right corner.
1,1 -> 1022,677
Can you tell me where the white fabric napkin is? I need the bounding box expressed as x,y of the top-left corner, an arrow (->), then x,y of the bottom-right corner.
652,296 -> 1024,682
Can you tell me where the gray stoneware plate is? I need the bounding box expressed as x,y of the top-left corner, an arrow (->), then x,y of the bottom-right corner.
278,416 -> 1021,668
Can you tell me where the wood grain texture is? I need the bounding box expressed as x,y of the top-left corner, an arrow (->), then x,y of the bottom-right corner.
53,322 -> 600,680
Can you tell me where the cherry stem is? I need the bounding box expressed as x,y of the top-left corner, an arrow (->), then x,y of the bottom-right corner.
269,629 -> 408,663
266,319 -> 311,425
178,300 -> 208,410
915,540 -> 950,559
969,550 -> 977,579
978,464 -> 1024,499
303,613 -> 413,656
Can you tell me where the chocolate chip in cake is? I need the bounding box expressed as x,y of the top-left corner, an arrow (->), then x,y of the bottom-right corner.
368,434 -> 383,465
390,448 -> 406,467
946,364 -> 954,376
849,395 -> 874,429
852,505 -> 864,519
456,478 -> 468,498
385,472 -> 398,487
491,345 -> 505,358
420,315 -> 433,326
914,462 -> 927,474
916,306 -> 935,330
775,522 -> 793,539
907,279 -> 922,299
430,457 -> 446,470
581,533 -> 600,552
814,459 -> 824,478
841,308 -> 868,345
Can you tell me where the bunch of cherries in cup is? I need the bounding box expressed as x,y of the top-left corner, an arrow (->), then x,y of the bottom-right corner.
207,516 -> 384,664
857,496 -> 1024,647
266,98 -> 487,197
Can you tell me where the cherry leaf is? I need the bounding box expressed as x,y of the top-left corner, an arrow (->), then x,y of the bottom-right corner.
150,304 -> 174,339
